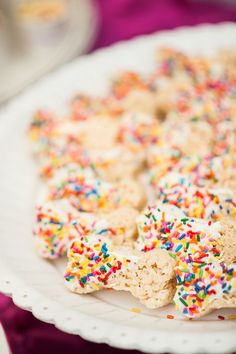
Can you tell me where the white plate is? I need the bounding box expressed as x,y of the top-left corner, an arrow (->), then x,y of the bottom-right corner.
0,23 -> 236,354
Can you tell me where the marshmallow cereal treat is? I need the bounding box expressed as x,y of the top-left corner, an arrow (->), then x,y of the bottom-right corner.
118,111 -> 160,152
137,206 -> 236,317
154,173 -> 236,220
64,236 -> 176,308
29,46 -> 236,319
47,165 -> 146,212
34,201 -> 139,259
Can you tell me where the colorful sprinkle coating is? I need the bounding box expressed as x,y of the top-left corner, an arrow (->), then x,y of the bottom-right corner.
35,203 -> 130,259
149,150 -> 235,190
64,237 -> 135,291
119,112 -> 160,152
47,163 -> 144,212
151,47 -> 211,84
29,110 -> 91,178
35,205 -> 76,258
49,172 -> 123,212
156,173 -> 236,220
137,206 -> 236,317
70,94 -> 123,121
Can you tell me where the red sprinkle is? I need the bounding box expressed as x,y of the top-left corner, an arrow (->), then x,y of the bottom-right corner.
218,315 -> 225,321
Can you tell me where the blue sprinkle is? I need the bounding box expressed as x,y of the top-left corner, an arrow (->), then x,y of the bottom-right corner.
97,229 -> 108,235
175,244 -> 183,252
194,284 -> 202,293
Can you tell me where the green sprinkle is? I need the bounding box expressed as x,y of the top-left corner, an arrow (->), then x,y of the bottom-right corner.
181,218 -> 189,224
197,291 -> 206,299
180,268 -> 190,273
191,116 -> 199,122
152,214 -> 157,222
169,252 -> 176,260
198,263 -> 207,268
179,298 -> 188,307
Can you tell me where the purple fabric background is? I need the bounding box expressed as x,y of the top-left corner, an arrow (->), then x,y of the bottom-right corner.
1,0 -> 236,353
93,0 -> 236,49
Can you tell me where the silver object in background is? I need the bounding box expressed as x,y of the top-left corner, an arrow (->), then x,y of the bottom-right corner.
0,0 -> 98,104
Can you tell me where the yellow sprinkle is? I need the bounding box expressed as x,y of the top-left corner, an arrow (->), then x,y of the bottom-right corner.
93,283 -> 100,290
228,315 -> 236,320
118,227 -> 125,234
131,307 -> 141,314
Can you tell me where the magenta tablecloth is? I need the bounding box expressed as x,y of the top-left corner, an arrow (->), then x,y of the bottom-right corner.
93,0 -> 236,49
1,0 -> 236,353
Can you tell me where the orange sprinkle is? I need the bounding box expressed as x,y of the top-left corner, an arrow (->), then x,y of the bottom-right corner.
167,314 -> 174,319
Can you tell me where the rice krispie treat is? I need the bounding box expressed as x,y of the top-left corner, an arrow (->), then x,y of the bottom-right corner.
158,120 -> 214,157
216,49 -> 236,75
118,111 -> 160,152
120,89 -> 157,116
89,145 -> 145,182
137,205 -> 236,317
35,202 -> 139,259
219,216 -> 236,265
48,165 -> 146,212
154,172 -> 236,220
148,150 -> 236,190
70,94 -> 123,121
64,236 -> 176,308
79,117 -> 120,150
28,110 -> 90,178
29,110 -> 83,157
29,112 -> 122,176
153,48 -> 211,83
